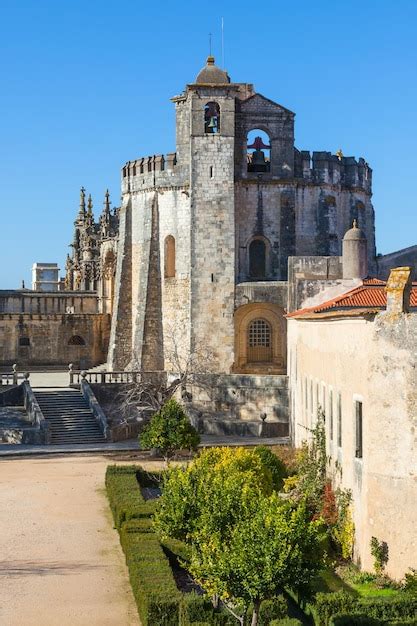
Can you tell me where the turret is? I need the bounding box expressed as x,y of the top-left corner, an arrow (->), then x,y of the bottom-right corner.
342,220 -> 368,279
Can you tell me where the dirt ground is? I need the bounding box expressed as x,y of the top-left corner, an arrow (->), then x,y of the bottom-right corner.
0,454 -> 152,626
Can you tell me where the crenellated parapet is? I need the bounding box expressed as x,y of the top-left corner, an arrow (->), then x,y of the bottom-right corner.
121,152 -> 186,193
294,149 -> 372,192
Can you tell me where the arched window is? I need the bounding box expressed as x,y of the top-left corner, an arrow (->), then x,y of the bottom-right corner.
204,102 -> 220,134
164,235 -> 176,278
68,335 -> 86,346
247,319 -> 272,363
249,239 -> 266,279
247,129 -> 271,172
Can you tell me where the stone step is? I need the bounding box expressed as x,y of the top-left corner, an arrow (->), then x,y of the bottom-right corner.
33,387 -> 106,445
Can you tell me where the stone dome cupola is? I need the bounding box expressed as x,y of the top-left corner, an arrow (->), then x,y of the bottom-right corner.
342,219 -> 368,279
344,219 -> 366,241
195,56 -> 230,84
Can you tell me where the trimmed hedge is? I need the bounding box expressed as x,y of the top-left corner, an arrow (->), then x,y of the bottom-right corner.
329,616 -> 381,626
179,592 -> 235,625
330,616 -> 417,626
270,620 -> 303,626
105,465 -> 148,528
315,591 -> 417,626
121,527 -> 181,625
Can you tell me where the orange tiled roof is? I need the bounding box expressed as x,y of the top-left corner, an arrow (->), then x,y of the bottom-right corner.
288,278 -> 417,319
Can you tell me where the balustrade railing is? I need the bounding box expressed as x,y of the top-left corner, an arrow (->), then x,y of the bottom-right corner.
0,365 -> 28,386
68,364 -> 166,386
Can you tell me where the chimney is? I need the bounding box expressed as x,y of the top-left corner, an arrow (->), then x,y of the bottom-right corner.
385,267 -> 412,314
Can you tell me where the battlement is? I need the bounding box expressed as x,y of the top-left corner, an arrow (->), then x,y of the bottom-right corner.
294,149 -> 372,192
121,152 -> 187,192
122,152 -> 177,178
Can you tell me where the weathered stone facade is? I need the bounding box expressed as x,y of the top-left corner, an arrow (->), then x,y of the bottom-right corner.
0,291 -> 110,368
108,57 -> 377,378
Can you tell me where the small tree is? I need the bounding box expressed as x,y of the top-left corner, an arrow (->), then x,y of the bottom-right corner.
139,398 -> 200,465
190,494 -> 324,626
155,448 -> 325,625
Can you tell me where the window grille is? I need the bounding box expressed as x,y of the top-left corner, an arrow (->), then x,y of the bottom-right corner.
247,319 -> 272,362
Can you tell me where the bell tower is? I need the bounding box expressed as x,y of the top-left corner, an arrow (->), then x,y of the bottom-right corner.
172,56 -> 239,370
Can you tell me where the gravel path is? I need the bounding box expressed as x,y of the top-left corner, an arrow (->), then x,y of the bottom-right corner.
0,455 -> 141,626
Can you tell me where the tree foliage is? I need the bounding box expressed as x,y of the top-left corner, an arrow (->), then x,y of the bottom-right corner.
155,447 -> 325,625
139,398 -> 200,463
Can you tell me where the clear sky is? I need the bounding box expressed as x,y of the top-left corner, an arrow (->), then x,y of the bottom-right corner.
0,0 -> 416,288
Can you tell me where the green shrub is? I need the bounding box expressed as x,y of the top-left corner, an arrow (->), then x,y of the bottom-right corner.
314,591 -> 417,626
180,592 -> 214,624
121,530 -> 181,625
247,596 -> 288,625
105,465 -> 146,528
402,569 -> 417,596
161,536 -> 192,563
179,592 -> 236,625
140,398 -> 200,463
315,591 -> 357,625
330,615 -> 381,625
269,619 -> 303,626
254,446 -> 287,490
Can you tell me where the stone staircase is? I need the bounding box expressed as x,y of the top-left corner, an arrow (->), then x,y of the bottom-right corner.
34,388 -> 106,445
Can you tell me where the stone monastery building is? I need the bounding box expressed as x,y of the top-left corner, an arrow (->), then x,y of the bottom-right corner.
0,56 -> 416,578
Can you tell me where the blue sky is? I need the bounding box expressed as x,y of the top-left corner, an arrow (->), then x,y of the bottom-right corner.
0,0 -> 416,288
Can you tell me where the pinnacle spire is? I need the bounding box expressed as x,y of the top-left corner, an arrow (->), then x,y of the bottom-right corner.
87,193 -> 93,215
103,189 -> 111,213
79,186 -> 86,215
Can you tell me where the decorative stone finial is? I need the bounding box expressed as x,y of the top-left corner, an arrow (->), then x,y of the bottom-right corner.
87,194 -> 93,215
207,55 -> 215,65
336,149 -> 343,161
79,187 -> 86,213
352,219 -> 358,228
104,189 -> 111,212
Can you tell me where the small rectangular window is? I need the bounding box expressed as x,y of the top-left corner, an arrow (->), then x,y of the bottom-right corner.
19,337 -> 30,347
329,390 -> 334,441
337,393 -> 342,447
209,166 -> 214,178
355,400 -> 363,458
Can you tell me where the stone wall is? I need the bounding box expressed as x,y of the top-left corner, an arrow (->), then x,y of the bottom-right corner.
377,245 -> 417,280
0,314 -> 110,367
187,373 -> 288,427
0,291 -> 99,315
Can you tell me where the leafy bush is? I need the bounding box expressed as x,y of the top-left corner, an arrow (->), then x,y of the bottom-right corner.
315,591 -> 357,625
247,596 -> 288,624
269,619 -> 303,626
140,398 -> 200,463
179,592 -> 235,625
402,569 -> 417,596
254,446 -> 287,491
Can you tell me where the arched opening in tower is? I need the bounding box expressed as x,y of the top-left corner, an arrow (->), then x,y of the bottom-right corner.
247,129 -> 271,173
